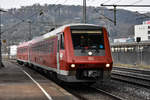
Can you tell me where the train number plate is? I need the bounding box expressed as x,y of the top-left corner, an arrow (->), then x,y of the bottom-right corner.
88,57 -> 94,60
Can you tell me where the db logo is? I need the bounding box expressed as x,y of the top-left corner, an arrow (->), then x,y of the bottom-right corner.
88,57 -> 94,60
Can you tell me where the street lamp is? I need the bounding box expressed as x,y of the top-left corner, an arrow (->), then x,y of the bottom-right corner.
0,8 -> 7,68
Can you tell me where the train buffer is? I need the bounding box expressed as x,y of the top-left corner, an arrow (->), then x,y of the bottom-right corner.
0,61 -> 78,100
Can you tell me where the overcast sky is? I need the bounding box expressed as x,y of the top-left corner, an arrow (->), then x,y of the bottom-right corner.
1,0 -> 150,13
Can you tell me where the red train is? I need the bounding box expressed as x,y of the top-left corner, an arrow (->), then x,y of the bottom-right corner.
17,24 -> 113,83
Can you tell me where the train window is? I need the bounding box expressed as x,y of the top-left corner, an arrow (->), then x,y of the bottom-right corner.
60,33 -> 64,49
49,42 -> 51,53
52,41 -> 54,52
57,37 -> 60,52
71,30 -> 104,50
49,41 -> 54,53
45,42 -> 47,52
45,41 -> 49,53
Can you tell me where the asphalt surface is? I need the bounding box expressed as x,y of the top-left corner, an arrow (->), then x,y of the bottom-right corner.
0,61 -> 78,100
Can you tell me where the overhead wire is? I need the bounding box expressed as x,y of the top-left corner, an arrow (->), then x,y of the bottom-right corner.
52,0 -> 68,5
135,11 -> 150,19
9,12 -> 25,22
2,8 -> 44,34
62,0 -> 68,4
54,0 -> 69,13
101,0 -> 112,4
54,0 -> 60,4
113,0 -> 122,4
131,0 -> 143,5
1,21 -> 23,34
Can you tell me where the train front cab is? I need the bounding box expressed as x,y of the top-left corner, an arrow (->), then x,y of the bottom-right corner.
57,25 -> 113,83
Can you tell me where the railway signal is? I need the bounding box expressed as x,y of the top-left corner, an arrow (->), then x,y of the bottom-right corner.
136,37 -> 141,43
2,39 -> 6,44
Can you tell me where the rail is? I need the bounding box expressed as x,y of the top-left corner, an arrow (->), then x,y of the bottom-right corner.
112,67 -> 150,88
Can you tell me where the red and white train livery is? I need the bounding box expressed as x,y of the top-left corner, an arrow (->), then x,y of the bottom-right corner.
17,24 -> 113,83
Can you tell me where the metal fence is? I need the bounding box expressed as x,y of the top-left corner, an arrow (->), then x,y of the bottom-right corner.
111,42 -> 150,65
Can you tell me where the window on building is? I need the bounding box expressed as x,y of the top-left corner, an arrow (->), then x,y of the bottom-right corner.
148,31 -> 150,34
148,36 -> 150,39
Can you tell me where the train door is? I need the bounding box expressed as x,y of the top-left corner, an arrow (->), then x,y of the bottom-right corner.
28,46 -> 30,63
28,44 -> 31,63
57,34 -> 60,74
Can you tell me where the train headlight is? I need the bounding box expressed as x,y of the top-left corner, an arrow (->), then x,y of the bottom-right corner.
106,64 -> 110,68
71,64 -> 75,68
88,51 -> 93,56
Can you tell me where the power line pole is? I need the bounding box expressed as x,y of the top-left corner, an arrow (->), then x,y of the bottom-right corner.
83,0 -> 86,23
28,21 -> 31,40
101,4 -> 150,25
101,4 -> 150,7
0,9 -> 7,68
113,5 -> 117,26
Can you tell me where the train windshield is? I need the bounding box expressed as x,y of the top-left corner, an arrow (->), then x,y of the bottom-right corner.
71,30 -> 104,49
71,30 -> 105,56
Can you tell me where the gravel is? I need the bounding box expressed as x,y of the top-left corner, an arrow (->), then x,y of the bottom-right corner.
95,79 -> 150,100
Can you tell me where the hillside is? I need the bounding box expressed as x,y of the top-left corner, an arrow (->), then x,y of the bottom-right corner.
1,4 -> 150,45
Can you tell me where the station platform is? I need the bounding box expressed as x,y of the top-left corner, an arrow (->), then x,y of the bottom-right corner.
0,61 -> 78,100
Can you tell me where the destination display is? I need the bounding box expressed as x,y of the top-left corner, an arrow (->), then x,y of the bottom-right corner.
72,30 -> 102,34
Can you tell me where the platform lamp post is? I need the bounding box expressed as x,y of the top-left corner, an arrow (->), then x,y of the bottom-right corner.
0,9 -> 7,68
27,20 -> 32,40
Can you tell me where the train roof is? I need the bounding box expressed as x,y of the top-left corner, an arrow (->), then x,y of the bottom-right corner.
17,40 -> 32,48
18,23 -> 103,47
43,23 -> 103,39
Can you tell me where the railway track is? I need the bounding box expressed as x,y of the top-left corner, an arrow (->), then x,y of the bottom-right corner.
91,86 -> 124,100
112,67 -> 150,88
62,85 -> 124,100
113,67 -> 150,75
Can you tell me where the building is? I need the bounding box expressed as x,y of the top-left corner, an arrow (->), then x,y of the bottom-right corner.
9,45 -> 17,59
114,38 -> 128,43
114,37 -> 134,43
134,20 -> 150,41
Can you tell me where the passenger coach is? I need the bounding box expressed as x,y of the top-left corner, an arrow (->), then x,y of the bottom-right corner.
17,24 -> 113,83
